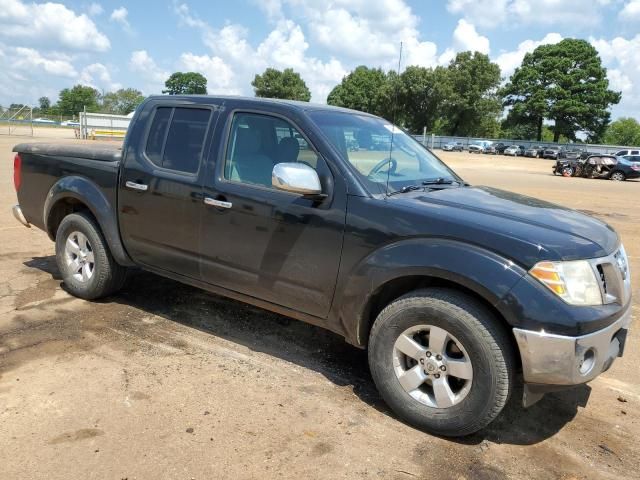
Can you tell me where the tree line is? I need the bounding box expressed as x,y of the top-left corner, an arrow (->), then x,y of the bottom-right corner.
15,38 -> 639,145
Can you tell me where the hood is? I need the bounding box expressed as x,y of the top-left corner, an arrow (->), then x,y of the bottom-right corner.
393,186 -> 618,267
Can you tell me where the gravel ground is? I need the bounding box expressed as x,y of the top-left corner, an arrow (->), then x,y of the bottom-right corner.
1,135 -> 638,480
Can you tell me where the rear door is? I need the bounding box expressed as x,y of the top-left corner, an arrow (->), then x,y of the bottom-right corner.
118,101 -> 219,278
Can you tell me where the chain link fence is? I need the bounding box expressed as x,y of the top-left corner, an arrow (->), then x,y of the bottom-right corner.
0,105 -> 33,136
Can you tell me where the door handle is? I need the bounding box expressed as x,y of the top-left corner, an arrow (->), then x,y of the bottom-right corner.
204,197 -> 232,209
125,181 -> 148,192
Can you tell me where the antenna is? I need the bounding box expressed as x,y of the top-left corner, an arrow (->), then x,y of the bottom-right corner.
386,41 -> 403,196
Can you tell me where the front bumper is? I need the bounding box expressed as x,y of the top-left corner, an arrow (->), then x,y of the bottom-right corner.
513,304 -> 632,386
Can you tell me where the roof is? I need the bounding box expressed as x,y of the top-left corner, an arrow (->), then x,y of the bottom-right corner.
146,94 -> 374,116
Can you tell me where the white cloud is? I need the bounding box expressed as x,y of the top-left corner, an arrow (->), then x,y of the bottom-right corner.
0,0 -> 110,52
174,5 -> 349,101
447,0 -> 509,28
452,19 -> 490,54
88,3 -> 104,16
12,47 -> 77,77
78,63 -> 122,91
619,0 -> 640,20
448,0 -> 610,28
590,34 -> 640,118
129,50 -> 169,94
179,53 -> 238,94
110,6 -> 131,32
495,33 -> 563,76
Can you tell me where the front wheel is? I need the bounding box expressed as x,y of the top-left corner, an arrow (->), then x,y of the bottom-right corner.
368,288 -> 515,437
561,166 -> 574,177
55,212 -> 127,300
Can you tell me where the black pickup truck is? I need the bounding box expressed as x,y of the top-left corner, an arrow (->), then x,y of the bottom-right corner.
12,96 -> 632,437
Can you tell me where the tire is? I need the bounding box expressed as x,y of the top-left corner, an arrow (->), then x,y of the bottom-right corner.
368,288 -> 515,437
561,166 -> 574,177
55,212 -> 127,300
610,171 -> 626,181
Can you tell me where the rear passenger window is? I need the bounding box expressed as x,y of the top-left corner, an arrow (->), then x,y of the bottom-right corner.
145,107 -> 171,165
144,106 -> 211,174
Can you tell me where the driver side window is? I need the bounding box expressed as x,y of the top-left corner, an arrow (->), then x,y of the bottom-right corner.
224,113 -> 322,189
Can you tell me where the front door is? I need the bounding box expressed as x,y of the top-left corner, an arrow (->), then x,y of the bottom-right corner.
200,111 -> 346,318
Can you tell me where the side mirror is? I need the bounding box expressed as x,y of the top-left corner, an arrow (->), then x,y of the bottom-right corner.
272,163 -> 324,198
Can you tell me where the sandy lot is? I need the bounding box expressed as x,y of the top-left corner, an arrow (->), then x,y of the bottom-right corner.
0,135 -> 638,480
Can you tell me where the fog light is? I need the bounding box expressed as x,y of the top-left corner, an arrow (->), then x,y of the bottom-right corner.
578,348 -> 595,376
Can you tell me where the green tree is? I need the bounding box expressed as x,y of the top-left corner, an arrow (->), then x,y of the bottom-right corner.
102,88 -> 145,115
251,68 -> 311,101
441,51 -> 502,137
503,39 -> 621,142
56,85 -> 101,115
38,96 -> 51,113
604,117 -> 640,146
396,65 -> 451,133
163,72 -> 207,95
327,66 -> 390,118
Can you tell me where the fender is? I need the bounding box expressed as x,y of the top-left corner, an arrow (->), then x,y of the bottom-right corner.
331,238 -> 528,347
44,175 -> 135,267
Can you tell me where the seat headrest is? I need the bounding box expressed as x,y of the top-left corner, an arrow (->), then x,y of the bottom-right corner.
278,137 -> 300,163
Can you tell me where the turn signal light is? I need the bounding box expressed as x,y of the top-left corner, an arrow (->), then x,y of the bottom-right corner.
530,262 -> 566,296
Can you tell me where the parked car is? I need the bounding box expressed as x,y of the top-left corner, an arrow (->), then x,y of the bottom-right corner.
553,154 -> 640,181
613,149 -> 640,157
33,117 -> 56,124
543,146 -> 565,160
61,120 -> 80,127
524,145 -> 544,158
442,142 -> 464,152
484,142 -> 507,155
468,140 -> 492,153
564,148 -> 586,160
503,145 -> 525,156
11,95 -> 632,437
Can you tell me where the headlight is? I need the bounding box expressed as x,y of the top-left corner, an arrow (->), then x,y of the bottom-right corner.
530,260 -> 602,306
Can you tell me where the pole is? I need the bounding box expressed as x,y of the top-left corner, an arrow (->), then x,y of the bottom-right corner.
422,126 -> 427,146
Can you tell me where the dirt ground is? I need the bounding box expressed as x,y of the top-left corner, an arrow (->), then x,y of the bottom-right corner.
1,133 -> 638,480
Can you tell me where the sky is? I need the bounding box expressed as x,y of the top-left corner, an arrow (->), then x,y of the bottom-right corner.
0,0 -> 639,119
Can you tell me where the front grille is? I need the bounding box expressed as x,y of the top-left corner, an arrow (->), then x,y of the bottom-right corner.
593,247 -> 631,305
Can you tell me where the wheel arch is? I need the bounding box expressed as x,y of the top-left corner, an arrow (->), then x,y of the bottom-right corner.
333,238 -> 527,349
44,176 -> 134,266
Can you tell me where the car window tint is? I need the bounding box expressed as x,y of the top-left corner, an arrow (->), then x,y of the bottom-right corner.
163,108 -> 211,174
224,113 -> 322,188
145,107 -> 171,166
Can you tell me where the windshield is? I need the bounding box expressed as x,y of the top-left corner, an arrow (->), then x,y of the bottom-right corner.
309,111 -> 459,194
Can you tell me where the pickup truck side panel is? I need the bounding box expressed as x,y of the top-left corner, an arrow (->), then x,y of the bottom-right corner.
14,147 -> 134,266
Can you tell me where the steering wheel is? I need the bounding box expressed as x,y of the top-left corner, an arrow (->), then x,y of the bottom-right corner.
368,157 -> 397,177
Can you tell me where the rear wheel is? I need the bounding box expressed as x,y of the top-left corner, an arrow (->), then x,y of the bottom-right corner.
610,171 -> 626,181
368,288 -> 515,437
55,212 -> 127,300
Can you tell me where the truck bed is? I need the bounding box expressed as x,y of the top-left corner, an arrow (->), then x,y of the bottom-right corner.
13,143 -> 122,162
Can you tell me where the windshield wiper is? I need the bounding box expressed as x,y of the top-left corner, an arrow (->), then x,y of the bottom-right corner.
421,177 -> 458,186
388,184 -> 424,195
